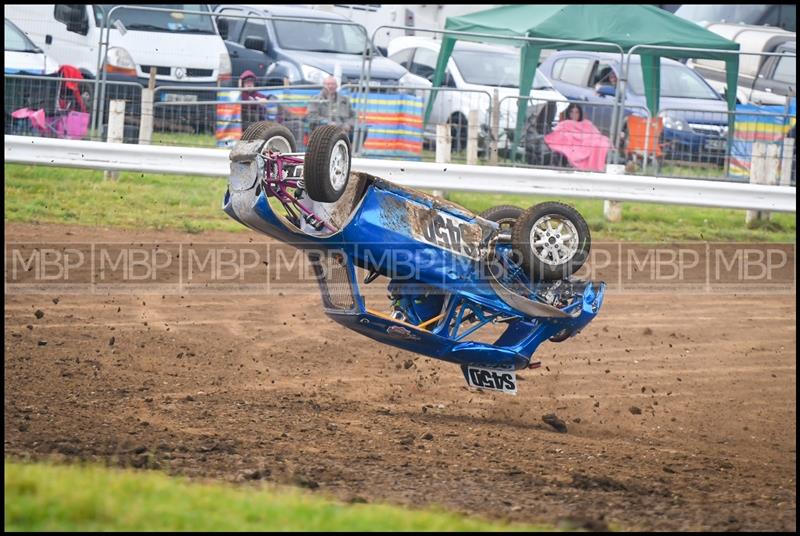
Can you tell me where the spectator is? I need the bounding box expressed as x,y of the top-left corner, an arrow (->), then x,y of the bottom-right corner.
239,69 -> 281,128
307,76 -> 355,141
240,70 -> 266,102
595,69 -> 618,93
544,103 -> 611,172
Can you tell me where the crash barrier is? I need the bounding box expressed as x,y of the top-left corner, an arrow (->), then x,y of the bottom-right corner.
5,135 -> 795,213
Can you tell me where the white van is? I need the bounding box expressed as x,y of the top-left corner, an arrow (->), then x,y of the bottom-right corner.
3,4 -> 231,87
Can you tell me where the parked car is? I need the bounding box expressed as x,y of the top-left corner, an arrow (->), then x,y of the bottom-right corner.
213,4 -> 425,88
4,18 -> 59,75
674,4 -> 795,32
387,36 -> 569,153
686,24 -> 795,106
538,51 -> 730,163
5,17 -> 62,136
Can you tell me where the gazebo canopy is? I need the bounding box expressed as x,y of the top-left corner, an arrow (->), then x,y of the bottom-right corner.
424,4 -> 740,155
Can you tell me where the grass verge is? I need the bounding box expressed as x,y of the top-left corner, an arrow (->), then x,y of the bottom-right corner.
4,163 -> 795,242
4,460 -> 556,531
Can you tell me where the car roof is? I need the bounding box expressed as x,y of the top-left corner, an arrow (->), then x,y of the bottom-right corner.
388,36 -> 519,55
222,4 -> 348,21
547,50 -> 689,69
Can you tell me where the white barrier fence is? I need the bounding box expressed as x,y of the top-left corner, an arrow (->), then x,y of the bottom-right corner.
4,135 -> 796,213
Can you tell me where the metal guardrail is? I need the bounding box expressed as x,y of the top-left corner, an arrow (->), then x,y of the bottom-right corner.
5,135 -> 795,212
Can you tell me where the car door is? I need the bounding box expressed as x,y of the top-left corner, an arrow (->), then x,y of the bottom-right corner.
388,47 -> 413,70
547,55 -> 617,131
547,56 -> 594,100
218,8 -> 271,83
750,52 -> 795,105
584,60 -> 619,133
407,46 -> 452,125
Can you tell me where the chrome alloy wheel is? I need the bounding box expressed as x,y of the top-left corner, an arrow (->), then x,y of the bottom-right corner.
329,139 -> 350,191
529,215 -> 579,267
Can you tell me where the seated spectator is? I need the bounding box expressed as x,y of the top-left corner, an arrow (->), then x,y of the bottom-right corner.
240,70 -> 266,101
544,103 -> 611,172
307,76 -> 355,141
523,100 -> 566,167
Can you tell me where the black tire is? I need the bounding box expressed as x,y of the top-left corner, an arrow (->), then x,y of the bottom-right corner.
511,202 -> 591,281
479,205 -> 524,232
241,121 -> 297,153
304,125 -> 351,203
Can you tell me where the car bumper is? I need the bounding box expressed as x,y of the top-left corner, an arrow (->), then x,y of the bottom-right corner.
662,127 -> 727,160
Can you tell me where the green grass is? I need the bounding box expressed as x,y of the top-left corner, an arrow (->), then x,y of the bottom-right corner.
151,131 -> 216,147
4,163 -> 242,234
4,460 -> 557,532
4,163 -> 795,242
445,191 -> 796,242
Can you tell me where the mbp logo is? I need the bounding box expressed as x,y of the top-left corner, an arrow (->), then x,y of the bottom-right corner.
465,366 -> 517,395
9,247 -> 86,281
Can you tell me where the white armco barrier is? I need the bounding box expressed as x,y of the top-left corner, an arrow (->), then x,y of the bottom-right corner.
5,135 -> 796,213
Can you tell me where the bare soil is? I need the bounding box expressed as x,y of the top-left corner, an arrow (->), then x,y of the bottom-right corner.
4,223 -> 796,531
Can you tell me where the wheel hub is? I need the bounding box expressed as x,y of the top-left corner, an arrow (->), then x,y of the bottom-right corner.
329,140 -> 349,191
529,215 -> 579,266
262,136 -> 291,155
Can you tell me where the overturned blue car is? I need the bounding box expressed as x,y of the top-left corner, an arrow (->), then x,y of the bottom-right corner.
223,122 -> 605,394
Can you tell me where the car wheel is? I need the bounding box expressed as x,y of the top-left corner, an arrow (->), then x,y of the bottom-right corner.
511,202 -> 591,281
304,125 -> 351,203
479,205 -> 524,232
241,121 -> 297,153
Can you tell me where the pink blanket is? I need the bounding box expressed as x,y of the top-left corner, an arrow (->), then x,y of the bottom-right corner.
545,119 -> 611,172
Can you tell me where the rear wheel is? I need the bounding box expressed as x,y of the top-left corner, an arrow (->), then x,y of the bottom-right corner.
304,125 -> 351,203
241,121 -> 297,153
511,202 -> 591,281
479,205 -> 523,232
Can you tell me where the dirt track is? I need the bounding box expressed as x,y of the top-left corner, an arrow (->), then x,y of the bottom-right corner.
4,223 -> 797,531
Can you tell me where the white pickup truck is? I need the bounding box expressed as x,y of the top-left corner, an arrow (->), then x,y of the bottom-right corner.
687,23 -> 795,106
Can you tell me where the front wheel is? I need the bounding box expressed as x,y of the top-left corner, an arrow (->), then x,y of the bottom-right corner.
511,202 -> 591,281
304,125 -> 351,203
